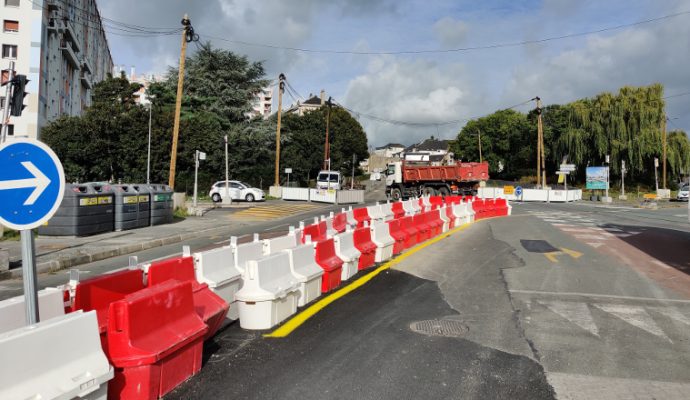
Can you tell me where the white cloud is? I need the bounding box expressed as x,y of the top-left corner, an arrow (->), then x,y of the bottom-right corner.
344,58 -> 481,146
433,17 -> 470,47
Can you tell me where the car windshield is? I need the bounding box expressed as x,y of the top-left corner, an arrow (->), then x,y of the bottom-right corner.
386,165 -> 395,175
317,173 -> 328,182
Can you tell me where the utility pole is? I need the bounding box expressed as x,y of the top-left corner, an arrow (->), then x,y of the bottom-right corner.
536,97 -> 546,188
477,128 -> 483,163
1,60 -> 15,144
168,14 -> 191,190
146,101 -> 152,184
662,116 -> 667,189
534,96 -> 542,187
324,97 -> 333,170
274,73 -> 285,187
224,134 -> 231,204
351,153 -> 356,190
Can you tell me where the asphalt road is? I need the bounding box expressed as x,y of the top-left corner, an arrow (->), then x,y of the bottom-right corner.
167,201 -> 690,399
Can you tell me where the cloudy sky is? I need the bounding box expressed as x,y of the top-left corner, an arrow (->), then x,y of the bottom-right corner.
100,0 -> 690,147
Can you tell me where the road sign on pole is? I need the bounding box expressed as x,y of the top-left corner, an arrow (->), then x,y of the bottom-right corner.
0,139 -> 65,326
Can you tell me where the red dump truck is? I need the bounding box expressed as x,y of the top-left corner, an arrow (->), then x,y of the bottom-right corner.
384,159 -> 489,200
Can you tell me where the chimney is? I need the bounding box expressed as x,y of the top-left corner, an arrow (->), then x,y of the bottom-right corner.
320,89 -> 325,105
130,65 -> 136,80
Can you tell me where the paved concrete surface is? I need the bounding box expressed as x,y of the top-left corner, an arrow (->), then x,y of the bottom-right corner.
167,201 -> 689,399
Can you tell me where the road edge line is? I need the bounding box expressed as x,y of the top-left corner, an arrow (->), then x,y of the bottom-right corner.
264,221 -> 476,338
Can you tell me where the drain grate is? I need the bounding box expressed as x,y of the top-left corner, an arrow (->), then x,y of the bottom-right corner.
409,319 -> 468,337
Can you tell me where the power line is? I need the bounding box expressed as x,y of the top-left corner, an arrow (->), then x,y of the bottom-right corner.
201,10 -> 690,55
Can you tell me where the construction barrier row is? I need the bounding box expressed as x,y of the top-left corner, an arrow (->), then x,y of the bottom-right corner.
0,194 -> 511,399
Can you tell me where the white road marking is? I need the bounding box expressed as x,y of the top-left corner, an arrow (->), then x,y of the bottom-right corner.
0,286 -> 21,292
508,289 -> 690,303
586,242 -> 604,248
574,234 -> 610,241
652,260 -> 672,269
649,307 -> 690,327
539,300 -> 599,336
593,304 -> 671,342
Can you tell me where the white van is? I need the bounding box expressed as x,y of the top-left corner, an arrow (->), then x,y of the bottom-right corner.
316,170 -> 342,190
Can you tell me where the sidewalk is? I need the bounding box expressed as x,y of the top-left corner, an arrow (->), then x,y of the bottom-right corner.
0,215 -> 233,280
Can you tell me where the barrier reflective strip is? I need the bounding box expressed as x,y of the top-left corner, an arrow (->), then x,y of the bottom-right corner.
265,221 -> 475,338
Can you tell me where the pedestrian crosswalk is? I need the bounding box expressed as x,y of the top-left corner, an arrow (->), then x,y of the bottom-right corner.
525,298 -> 690,343
527,210 -> 645,248
230,203 -> 321,221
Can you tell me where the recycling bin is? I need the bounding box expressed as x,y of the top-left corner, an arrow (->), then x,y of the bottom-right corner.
132,184 -> 151,228
112,184 -> 140,231
149,184 -> 174,225
38,183 -> 114,236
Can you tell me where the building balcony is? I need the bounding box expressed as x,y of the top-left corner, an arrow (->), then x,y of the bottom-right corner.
46,0 -> 59,10
81,58 -> 93,74
57,19 -> 80,53
80,71 -> 92,89
60,40 -> 80,69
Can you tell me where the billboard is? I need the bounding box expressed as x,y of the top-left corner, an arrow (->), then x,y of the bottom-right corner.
586,166 -> 608,190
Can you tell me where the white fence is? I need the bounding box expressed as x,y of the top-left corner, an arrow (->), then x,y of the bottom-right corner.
280,187 -> 364,204
478,187 -> 582,203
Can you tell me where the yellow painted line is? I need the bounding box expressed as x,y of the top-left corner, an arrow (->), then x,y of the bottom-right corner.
544,252 -> 560,263
264,221 -> 476,338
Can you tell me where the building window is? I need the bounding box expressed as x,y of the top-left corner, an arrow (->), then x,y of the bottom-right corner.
4,0 -> 20,7
6,124 -> 13,136
2,44 -> 18,59
3,20 -> 19,33
0,96 -> 4,109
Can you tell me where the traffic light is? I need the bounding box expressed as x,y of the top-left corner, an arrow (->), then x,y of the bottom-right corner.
10,74 -> 28,117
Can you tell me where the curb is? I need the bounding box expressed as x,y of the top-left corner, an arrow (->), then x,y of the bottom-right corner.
0,225 -> 232,281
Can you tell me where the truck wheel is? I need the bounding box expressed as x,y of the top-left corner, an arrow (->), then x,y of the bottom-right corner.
438,187 -> 450,197
422,187 -> 436,196
390,188 -> 402,201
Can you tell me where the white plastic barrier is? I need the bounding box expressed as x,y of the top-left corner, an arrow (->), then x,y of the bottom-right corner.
0,310 -> 113,400
310,188 -> 337,203
193,246 -> 243,320
321,213 -> 337,237
452,203 -> 471,225
282,187 -> 311,201
283,242 -> 324,306
344,207 -> 358,227
263,230 -> 300,255
336,190 -> 365,204
333,230 -> 361,281
230,235 -> 265,273
0,288 -> 65,334
420,196 -> 432,208
402,200 -> 416,215
410,198 -> 422,214
234,252 -> 300,330
379,202 -> 394,221
367,204 -> 385,222
438,206 -> 450,233
370,221 -> 395,263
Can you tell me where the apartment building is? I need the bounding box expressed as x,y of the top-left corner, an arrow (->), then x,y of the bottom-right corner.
1,0 -> 113,139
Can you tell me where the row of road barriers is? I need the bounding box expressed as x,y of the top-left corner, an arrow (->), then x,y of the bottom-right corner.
281,187 -> 365,204
478,186 -> 583,202
0,194 -> 510,399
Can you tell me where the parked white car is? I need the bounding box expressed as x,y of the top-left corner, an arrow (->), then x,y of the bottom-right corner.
316,170 -> 342,190
677,183 -> 689,201
209,180 -> 265,202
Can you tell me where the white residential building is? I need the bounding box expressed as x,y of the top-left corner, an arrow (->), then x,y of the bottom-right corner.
0,0 -> 113,139
247,86 -> 273,119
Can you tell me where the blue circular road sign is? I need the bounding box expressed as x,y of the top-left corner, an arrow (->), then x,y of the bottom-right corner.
515,186 -> 523,197
0,139 -> 65,230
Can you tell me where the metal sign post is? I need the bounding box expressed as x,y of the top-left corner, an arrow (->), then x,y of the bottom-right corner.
654,157 -> 659,193
0,139 -> 65,325
284,168 -> 292,187
193,150 -> 206,208
1,61 -> 15,144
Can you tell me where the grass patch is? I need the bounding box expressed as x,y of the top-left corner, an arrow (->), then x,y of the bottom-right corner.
173,207 -> 188,219
1,229 -> 21,241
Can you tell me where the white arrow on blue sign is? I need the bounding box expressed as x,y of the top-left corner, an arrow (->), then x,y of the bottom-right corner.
515,186 -> 523,197
0,139 -> 65,230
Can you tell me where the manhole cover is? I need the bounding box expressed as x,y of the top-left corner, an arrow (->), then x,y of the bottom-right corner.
520,239 -> 559,253
410,319 -> 468,337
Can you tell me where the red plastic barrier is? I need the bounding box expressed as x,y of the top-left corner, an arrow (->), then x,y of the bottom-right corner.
147,256 -> 229,340
353,227 -> 377,270
386,219 -> 406,255
352,208 -> 371,228
495,198 -> 509,216
107,280 -> 207,400
413,213 -> 431,242
314,239 -> 344,292
400,216 -> 418,249
429,196 -> 443,208
332,212 -> 349,233
72,269 -> 145,334
445,205 -> 456,229
302,220 -> 327,243
391,202 -> 405,219
425,210 -> 443,237
472,199 -> 490,220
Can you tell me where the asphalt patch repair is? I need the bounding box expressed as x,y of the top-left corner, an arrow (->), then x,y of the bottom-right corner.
169,269 -> 555,400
